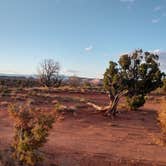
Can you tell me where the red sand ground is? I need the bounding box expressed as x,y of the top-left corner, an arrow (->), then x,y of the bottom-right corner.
0,90 -> 166,165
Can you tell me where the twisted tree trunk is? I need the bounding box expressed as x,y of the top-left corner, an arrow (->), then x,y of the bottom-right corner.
87,90 -> 127,117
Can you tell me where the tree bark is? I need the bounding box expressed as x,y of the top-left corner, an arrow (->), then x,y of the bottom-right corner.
87,90 -> 128,117
105,95 -> 119,116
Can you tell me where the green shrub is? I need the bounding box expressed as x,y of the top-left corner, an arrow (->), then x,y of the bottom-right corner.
8,103 -> 55,166
127,95 -> 145,110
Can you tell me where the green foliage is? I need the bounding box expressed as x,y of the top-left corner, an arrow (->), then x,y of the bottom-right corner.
8,103 -> 55,166
103,49 -> 164,110
103,61 -> 124,100
127,95 -> 145,110
118,54 -> 131,70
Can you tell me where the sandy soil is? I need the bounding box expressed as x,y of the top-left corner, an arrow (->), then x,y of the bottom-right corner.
0,88 -> 166,166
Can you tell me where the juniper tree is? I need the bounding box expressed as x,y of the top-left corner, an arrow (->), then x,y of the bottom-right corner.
103,49 -> 164,116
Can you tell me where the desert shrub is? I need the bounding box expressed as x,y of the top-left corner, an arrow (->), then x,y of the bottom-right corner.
54,103 -> 67,115
0,79 -> 6,86
82,81 -> 92,89
158,103 -> 166,144
127,95 -> 145,110
54,103 -> 77,117
0,86 -> 10,97
8,103 -> 55,166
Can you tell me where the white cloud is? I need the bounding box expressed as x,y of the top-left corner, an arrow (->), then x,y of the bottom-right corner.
151,49 -> 166,71
152,18 -> 160,23
0,70 -> 19,74
152,5 -> 166,23
63,69 -> 80,76
151,4 -> 166,24
153,49 -> 161,54
151,49 -> 166,56
85,45 -> 93,52
154,6 -> 162,12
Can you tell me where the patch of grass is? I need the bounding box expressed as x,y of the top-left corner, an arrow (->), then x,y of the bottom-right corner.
54,103 -> 67,114
54,103 -> 77,117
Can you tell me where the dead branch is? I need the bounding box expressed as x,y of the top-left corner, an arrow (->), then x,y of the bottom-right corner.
87,102 -> 110,112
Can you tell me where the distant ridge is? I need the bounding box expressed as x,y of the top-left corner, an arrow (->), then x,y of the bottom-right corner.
0,73 -> 36,78
0,73 -> 102,80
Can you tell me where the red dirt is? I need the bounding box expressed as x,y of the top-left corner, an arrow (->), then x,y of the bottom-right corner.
0,89 -> 166,165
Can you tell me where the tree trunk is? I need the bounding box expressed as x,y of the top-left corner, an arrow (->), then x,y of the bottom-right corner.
87,90 -> 128,117
105,95 -> 119,116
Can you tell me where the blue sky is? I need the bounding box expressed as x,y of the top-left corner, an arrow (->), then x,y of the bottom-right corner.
0,0 -> 166,78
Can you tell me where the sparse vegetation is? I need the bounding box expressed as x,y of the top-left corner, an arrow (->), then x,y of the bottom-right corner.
0,86 -> 11,97
1,0 -> 166,163
8,103 -> 55,166
0,48 -> 165,165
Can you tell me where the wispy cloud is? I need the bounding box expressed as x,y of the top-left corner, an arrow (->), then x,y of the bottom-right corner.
120,0 -> 136,9
63,69 -> 80,76
85,45 -> 93,52
0,70 -> 21,74
152,18 -> 160,23
152,4 -> 166,24
151,49 -> 166,71
154,6 -> 162,12
153,49 -> 160,54
152,49 -> 166,56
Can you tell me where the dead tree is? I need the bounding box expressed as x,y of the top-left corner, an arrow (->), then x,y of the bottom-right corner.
38,59 -> 62,87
